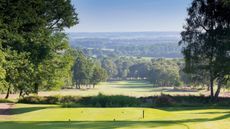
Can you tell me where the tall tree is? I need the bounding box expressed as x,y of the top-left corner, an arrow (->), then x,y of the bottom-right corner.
91,65 -> 108,88
3,50 -> 33,98
101,58 -> 118,79
180,0 -> 230,99
0,48 -> 6,92
0,0 -> 78,95
73,53 -> 94,89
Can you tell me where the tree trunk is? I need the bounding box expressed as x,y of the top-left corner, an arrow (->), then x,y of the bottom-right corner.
214,80 -> 222,100
19,90 -> 23,98
76,83 -> 78,89
75,82 -> 80,89
207,84 -> 210,91
5,85 -> 11,99
34,83 -> 39,94
210,77 -> 214,99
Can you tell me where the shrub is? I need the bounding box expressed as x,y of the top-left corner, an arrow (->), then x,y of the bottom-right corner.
18,95 -> 81,104
18,94 -> 230,108
45,95 -> 61,104
79,93 -> 140,107
60,96 -> 81,104
153,94 -> 175,107
18,96 -> 45,104
173,95 -> 211,106
0,99 -> 14,103
215,98 -> 230,106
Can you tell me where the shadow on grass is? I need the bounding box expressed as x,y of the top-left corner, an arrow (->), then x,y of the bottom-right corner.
192,111 -> 230,114
159,107 -> 230,112
0,121 -> 191,129
115,85 -> 153,89
9,106 -> 57,115
149,89 -> 197,93
114,85 -> 198,93
1,113 -> 230,129
108,81 -> 152,86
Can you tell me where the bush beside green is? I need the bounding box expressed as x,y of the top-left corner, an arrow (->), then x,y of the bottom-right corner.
18,94 -> 230,107
0,99 -> 14,103
79,93 -> 141,107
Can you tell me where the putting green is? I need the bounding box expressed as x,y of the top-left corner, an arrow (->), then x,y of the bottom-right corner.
0,104 -> 229,129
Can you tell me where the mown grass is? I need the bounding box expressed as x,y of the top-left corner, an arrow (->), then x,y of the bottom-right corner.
37,80 -> 203,98
0,104 -> 229,129
1,80 -> 229,100
0,81 -> 229,128
0,80 -> 217,100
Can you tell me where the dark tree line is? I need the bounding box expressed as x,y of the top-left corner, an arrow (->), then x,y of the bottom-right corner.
98,57 -> 193,87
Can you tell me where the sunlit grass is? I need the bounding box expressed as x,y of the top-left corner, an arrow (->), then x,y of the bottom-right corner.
0,104 -> 229,129
37,81 -> 202,98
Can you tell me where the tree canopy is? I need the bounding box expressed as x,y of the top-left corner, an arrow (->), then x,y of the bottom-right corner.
0,0 -> 78,98
180,0 -> 230,99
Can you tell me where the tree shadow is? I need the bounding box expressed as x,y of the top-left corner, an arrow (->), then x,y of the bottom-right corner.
115,85 -> 153,89
192,111 -> 230,114
9,106 -> 57,115
0,121 -> 191,129
148,88 -> 198,93
159,107 -> 230,112
1,114 -> 230,129
0,103 -> 14,115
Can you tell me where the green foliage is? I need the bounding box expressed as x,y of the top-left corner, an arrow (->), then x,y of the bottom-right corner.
153,94 -> 175,107
101,58 -> 118,78
0,0 -> 78,97
180,0 -> 230,98
18,94 -> 140,107
73,36 -> 182,58
0,49 -> 6,92
34,33 -> 75,91
148,59 -> 181,87
0,99 -> 14,103
18,94 -> 230,107
59,96 -> 81,104
3,50 -> 33,97
73,51 -> 108,88
91,65 -> 108,86
18,96 -> 45,104
128,62 -> 151,79
99,57 -> 189,87
79,93 -> 141,107
73,52 -> 93,88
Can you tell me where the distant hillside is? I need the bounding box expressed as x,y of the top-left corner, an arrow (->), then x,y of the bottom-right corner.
67,32 -> 183,58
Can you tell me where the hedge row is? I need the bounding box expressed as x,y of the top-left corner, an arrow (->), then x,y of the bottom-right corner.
18,94 -> 230,107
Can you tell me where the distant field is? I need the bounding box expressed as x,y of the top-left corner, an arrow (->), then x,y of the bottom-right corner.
0,104 -> 229,129
1,80 -> 229,99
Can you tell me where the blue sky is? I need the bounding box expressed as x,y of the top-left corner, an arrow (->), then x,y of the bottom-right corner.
67,0 -> 192,32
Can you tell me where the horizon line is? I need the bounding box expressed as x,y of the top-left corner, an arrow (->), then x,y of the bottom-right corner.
65,30 -> 182,33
